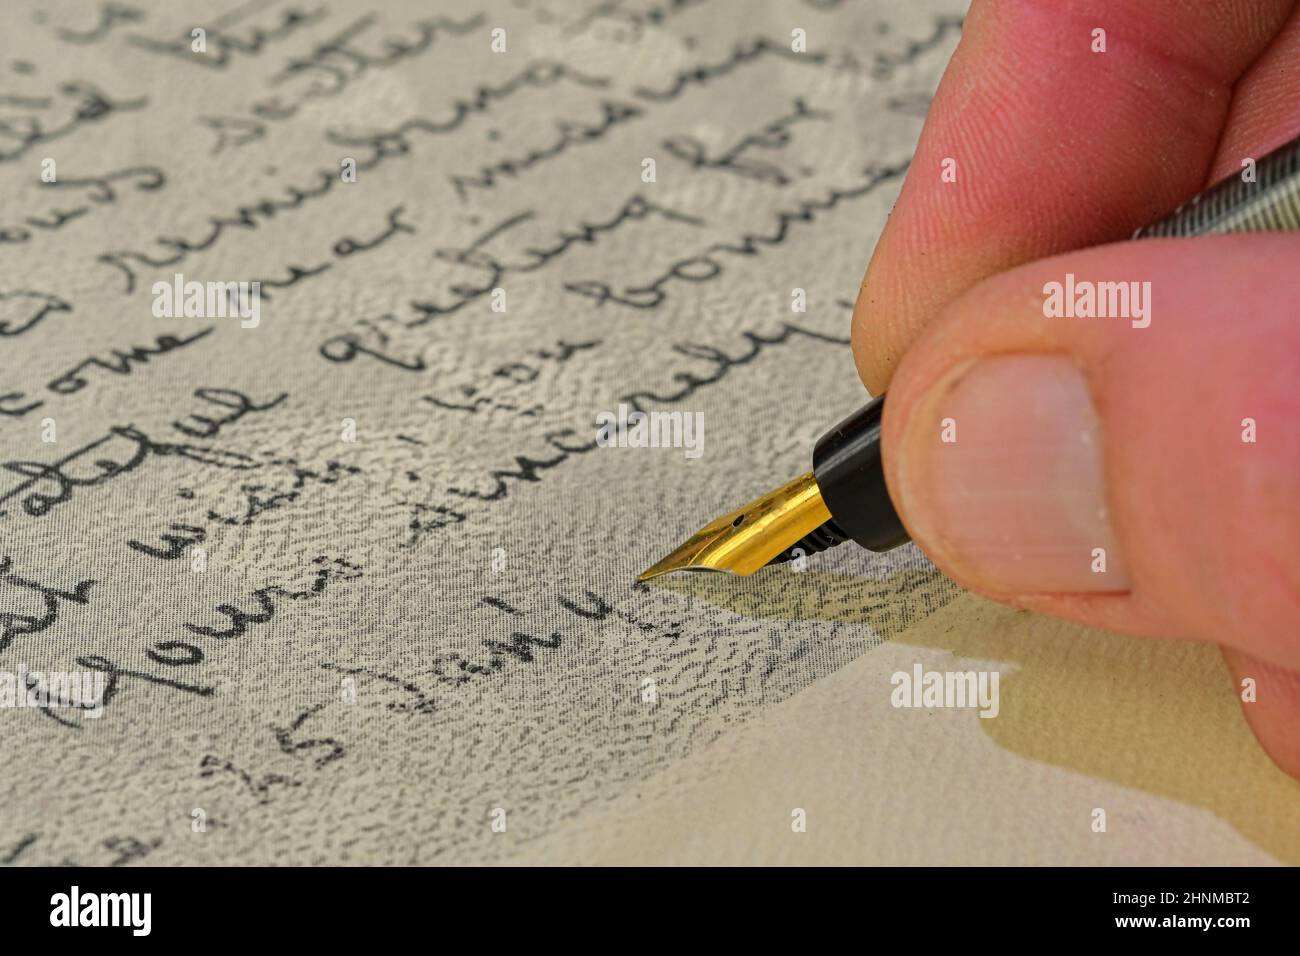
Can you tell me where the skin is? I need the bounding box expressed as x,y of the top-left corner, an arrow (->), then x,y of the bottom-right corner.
852,0 -> 1300,777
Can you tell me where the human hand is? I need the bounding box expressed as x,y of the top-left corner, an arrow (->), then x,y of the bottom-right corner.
852,0 -> 1300,776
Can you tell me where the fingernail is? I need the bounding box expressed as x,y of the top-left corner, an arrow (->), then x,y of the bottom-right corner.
895,355 -> 1130,594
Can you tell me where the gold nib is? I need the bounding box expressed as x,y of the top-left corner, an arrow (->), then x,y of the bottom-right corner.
637,472 -> 831,581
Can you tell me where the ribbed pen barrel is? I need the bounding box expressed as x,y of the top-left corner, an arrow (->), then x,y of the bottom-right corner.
1134,136 -> 1300,237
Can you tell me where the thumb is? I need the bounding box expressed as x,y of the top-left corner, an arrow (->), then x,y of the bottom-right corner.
878,234 -> 1299,669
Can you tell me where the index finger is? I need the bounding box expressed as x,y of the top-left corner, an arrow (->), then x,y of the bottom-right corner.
850,0 -> 1296,393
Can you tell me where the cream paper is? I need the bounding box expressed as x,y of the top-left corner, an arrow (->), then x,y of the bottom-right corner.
1,0 -> 1293,866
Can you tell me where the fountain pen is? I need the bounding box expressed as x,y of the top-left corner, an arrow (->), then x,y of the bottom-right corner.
638,130 -> 1300,582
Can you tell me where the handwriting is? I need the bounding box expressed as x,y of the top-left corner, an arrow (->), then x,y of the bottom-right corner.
54,556 -> 364,723
662,98 -> 831,186
0,424 -> 257,519
272,703 -> 345,769
422,339 -> 601,417
171,386 -> 288,439
253,13 -> 485,130
0,386 -> 285,519
0,166 -> 165,247
320,324 -> 427,371
450,99 -> 644,200
97,61 -> 607,293
127,523 -> 206,560
0,0 -> 965,862
447,429 -> 601,502
0,80 -> 146,163
126,1 -> 328,69
53,2 -> 145,44
633,37 -> 828,101
321,662 -> 435,715
48,327 -> 213,395
406,194 -> 702,327
566,160 -> 908,309
1,832 -> 38,864
76,652 -> 216,706
860,14 -> 964,81
199,11 -> 489,151
1,327 -> 214,418
0,557 -> 95,654
0,290 -> 70,337
199,755 -> 301,804
184,557 -> 362,639
622,321 -> 849,409
570,0 -> 711,38
206,459 -> 363,527
251,205 -> 415,300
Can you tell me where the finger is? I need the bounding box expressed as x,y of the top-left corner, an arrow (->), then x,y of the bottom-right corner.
880,235 -> 1300,668
1200,12 -> 1300,778
851,0 -> 1296,394
1210,4 -> 1300,180
1223,649 -> 1300,779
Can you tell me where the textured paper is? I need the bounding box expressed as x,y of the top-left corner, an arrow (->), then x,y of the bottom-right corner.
1,0 -> 1293,867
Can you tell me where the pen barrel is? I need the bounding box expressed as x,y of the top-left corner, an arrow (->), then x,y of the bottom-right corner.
1133,134 -> 1300,237
812,394 -> 909,552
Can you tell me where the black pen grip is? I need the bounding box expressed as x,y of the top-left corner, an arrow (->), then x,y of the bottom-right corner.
812,394 -> 908,553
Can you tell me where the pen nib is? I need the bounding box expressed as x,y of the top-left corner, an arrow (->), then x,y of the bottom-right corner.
637,472 -> 832,581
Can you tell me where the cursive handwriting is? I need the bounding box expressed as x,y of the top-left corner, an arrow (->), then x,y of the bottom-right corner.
0,80 -> 146,163
0,387 -> 285,519
0,290 -> 70,338
0,557 -> 95,654
566,161 -> 908,309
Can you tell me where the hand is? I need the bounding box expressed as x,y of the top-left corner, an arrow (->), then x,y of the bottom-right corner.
852,0 -> 1300,776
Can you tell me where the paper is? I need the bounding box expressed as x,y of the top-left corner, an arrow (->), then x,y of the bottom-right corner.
3,0 -> 1293,867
